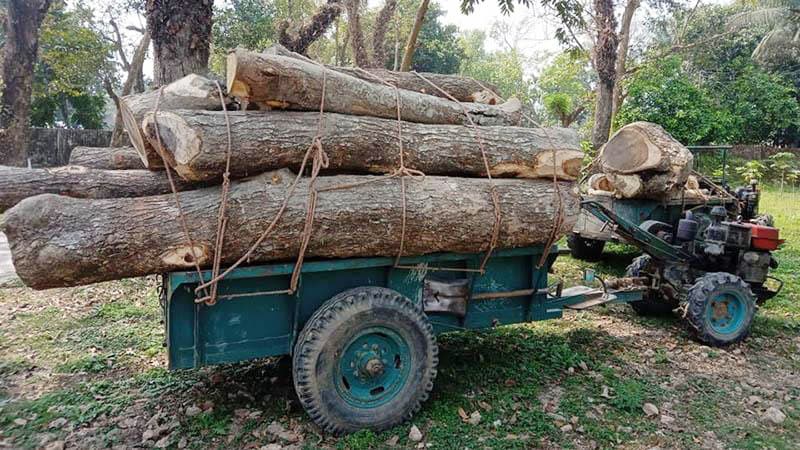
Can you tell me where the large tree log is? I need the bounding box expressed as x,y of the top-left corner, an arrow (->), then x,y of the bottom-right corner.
265,43 -> 502,103
142,110 -> 583,182
598,121 -> 693,199
2,171 -> 578,289
68,146 -> 144,170
0,165 -> 197,212
226,49 -> 521,126
119,74 -> 229,169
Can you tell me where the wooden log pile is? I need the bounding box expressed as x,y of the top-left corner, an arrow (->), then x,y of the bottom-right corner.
587,122 -> 695,199
2,46 -> 585,289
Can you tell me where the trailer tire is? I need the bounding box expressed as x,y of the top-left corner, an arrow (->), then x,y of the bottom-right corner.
626,255 -> 676,316
292,286 -> 438,434
567,233 -> 606,261
685,273 -> 755,347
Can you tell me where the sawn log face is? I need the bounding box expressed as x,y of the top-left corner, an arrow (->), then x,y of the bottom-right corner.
143,110 -> 584,182
2,171 -> 578,289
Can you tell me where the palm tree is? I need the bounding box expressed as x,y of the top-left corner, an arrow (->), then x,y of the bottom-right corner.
727,0 -> 800,64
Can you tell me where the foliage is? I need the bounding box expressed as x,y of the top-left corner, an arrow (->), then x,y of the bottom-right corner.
616,56 -> 721,144
211,0 -> 278,74
736,160 -> 768,183
30,1 -> 112,128
408,4 -> 464,74
727,0 -> 800,65
769,152 -> 798,191
538,50 -> 593,127
459,30 -> 535,104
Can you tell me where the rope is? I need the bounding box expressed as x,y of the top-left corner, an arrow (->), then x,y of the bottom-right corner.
410,71 -> 505,272
445,75 -> 566,268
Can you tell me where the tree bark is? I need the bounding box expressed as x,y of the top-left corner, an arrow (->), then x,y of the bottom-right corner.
278,0 -> 343,55
226,49 -> 522,126
145,0 -> 212,86
611,0 -> 640,122
110,30 -> 152,147
345,0 -> 371,68
371,0 -> 397,68
2,171 -> 579,289
143,110 -> 583,182
400,0 -> 430,72
264,44 -> 502,103
0,0 -> 53,166
68,146 -> 144,170
0,165 -> 198,212
119,74 -> 229,168
590,0 -> 619,150
598,121 -> 693,198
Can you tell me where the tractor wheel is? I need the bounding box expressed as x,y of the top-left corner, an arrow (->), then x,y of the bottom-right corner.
626,255 -> 677,316
567,233 -> 606,261
685,273 -> 756,347
292,286 -> 438,434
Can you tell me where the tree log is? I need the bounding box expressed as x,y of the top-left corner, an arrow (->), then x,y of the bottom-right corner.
598,121 -> 693,198
265,43 -> 502,103
142,110 -> 583,182
2,171 -> 578,289
119,74 -> 229,169
68,146 -> 144,170
226,49 -> 521,126
0,165 -> 198,212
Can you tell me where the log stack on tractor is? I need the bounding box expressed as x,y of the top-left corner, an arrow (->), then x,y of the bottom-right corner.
2,45 -> 586,290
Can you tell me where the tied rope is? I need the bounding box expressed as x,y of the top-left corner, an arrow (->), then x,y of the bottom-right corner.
195,69 -> 331,296
457,76 -> 566,269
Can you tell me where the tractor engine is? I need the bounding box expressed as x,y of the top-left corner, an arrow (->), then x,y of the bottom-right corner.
674,187 -> 782,293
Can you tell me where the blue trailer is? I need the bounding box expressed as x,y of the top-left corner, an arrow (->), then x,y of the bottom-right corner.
162,245 -> 643,433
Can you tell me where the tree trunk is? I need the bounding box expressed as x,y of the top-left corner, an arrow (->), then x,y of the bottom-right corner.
226,50 -> 522,126
143,110 -> 583,182
2,171 -> 579,289
611,0 -> 640,122
145,0 -> 212,86
400,0 -> 430,72
371,0 -> 397,68
278,0 -> 343,55
344,0 -> 371,68
119,74 -> 229,168
0,0 -> 53,166
68,146 -> 144,170
110,30 -> 152,147
265,44 -> 502,103
598,121 -> 693,198
590,0 -> 619,150
0,165 -> 198,212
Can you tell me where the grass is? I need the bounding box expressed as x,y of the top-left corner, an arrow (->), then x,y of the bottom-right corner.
0,189 -> 798,449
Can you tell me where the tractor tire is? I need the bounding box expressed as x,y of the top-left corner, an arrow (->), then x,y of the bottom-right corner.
567,233 -> 606,261
292,286 -> 438,434
626,255 -> 676,316
685,272 -> 756,347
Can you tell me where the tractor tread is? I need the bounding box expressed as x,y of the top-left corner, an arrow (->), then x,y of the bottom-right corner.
685,272 -> 755,347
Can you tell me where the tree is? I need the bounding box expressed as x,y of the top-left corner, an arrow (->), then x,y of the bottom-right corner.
278,0 -> 344,55
0,0 -> 52,166
146,0 -> 213,86
407,4 -> 462,73
459,31 -> 534,104
539,50 -> 593,127
590,0 -> 618,149
727,0 -> 800,65
31,2 -> 113,129
769,152 -> 797,192
399,0 -> 429,71
211,0 -> 278,72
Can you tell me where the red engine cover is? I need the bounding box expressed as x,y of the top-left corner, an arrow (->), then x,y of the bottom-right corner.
746,224 -> 783,251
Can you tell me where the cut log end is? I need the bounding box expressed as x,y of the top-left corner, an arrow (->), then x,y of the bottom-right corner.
120,101 -> 164,169
600,125 -> 663,173
142,112 -> 201,180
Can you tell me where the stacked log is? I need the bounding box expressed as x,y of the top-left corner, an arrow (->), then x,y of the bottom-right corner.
2,48 -> 584,290
68,146 -> 143,170
590,122 -> 694,199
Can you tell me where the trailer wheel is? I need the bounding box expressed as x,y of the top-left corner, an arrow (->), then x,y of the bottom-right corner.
626,255 -> 676,316
567,233 -> 606,261
685,273 -> 755,347
292,286 -> 438,434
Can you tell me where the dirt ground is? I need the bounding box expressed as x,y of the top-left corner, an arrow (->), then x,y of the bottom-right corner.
0,190 -> 798,450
